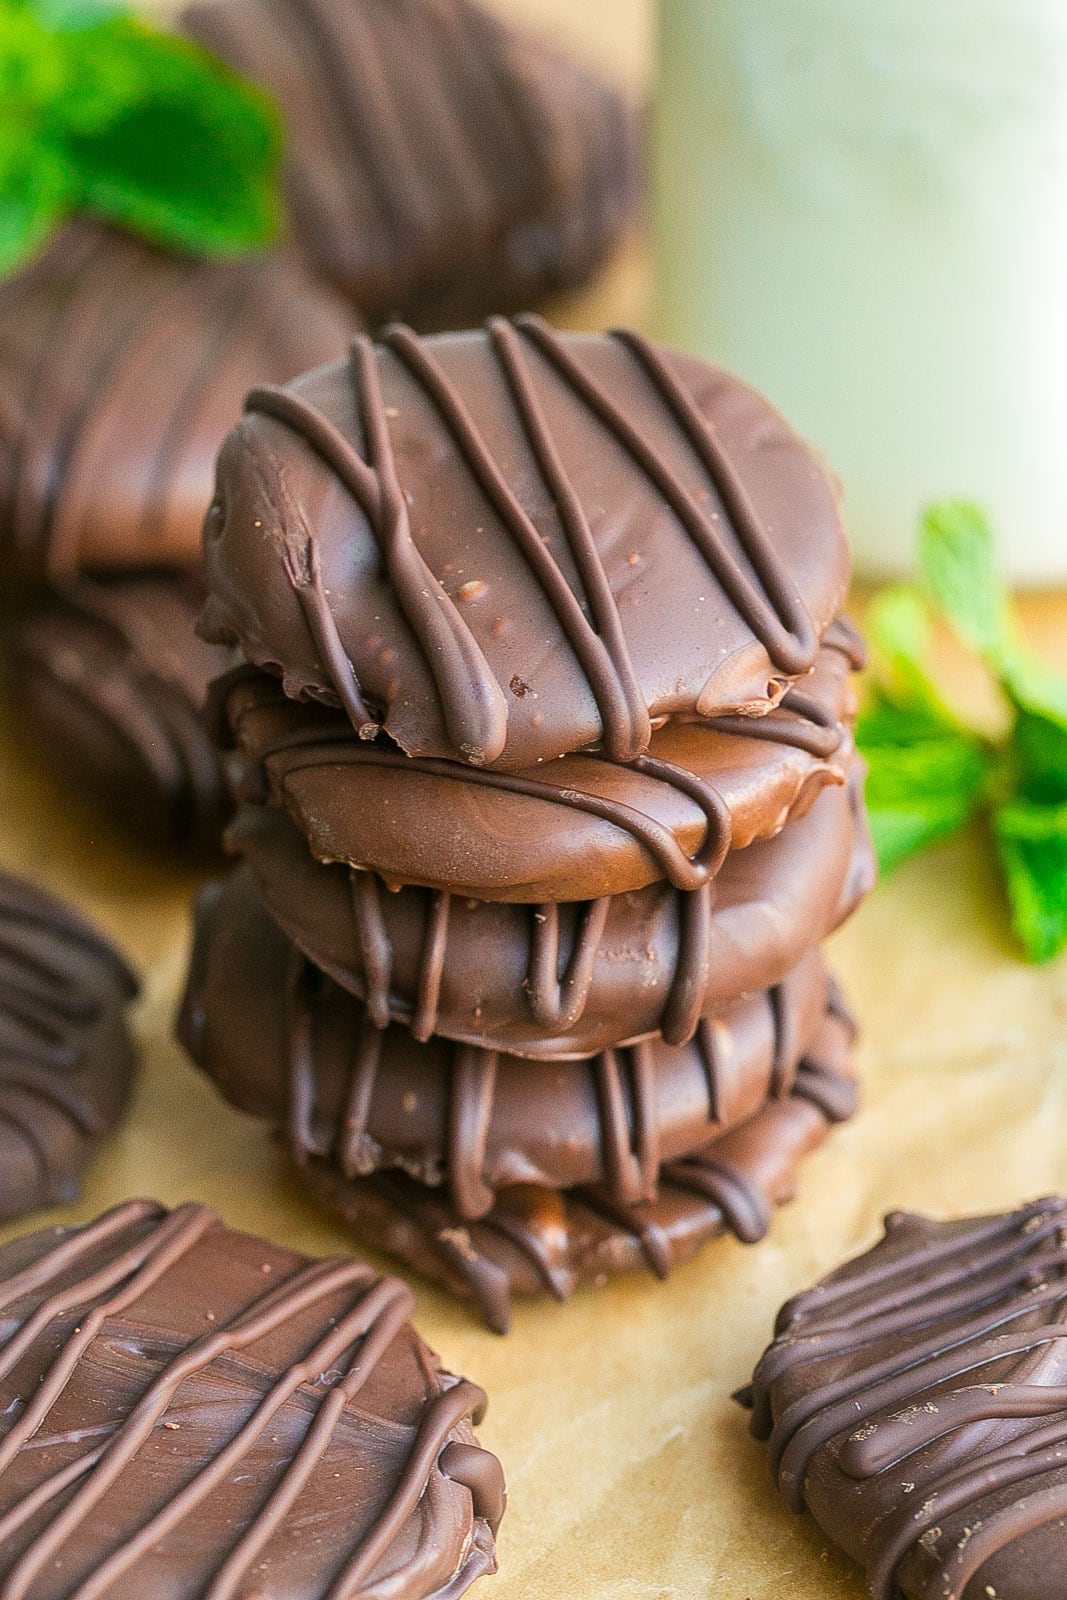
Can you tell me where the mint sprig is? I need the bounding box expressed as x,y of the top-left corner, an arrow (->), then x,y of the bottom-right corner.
857,501 -> 1067,963
0,0 -> 282,277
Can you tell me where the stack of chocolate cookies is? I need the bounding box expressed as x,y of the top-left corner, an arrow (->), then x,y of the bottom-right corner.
179,319 -> 875,1331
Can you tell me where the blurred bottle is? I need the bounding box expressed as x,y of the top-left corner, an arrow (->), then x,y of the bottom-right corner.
652,0 -> 1067,584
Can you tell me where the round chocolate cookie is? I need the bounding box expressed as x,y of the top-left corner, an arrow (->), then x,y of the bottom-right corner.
743,1199 -> 1067,1600
225,764 -> 874,1058
292,995 -> 858,1334
181,0 -> 639,322
0,220 -> 355,578
0,871 -> 137,1218
179,863 -> 835,1217
0,1197 -> 505,1598
399,27 -> 640,329
10,574 -> 233,855
216,635 -> 860,902
199,320 -> 851,771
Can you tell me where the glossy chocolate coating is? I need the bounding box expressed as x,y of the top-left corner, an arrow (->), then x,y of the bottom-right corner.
0,871 -> 136,1220
178,863 -> 834,1216
292,995 -> 857,1333
0,220 -> 355,577
217,638 -> 858,901
399,31 -> 640,329
11,573 -> 233,855
0,1197 -> 504,1598
225,763 -> 874,1058
199,322 -> 851,770
181,0 -> 639,321
744,1200 -> 1067,1600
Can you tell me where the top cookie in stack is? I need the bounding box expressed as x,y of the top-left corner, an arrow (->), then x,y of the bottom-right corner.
183,319 -> 874,1326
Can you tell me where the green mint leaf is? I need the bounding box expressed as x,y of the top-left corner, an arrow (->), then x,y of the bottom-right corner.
24,0 -> 127,30
992,796 -> 1067,962
862,501 -> 1067,956
919,500 -> 1067,804
58,23 -> 282,256
0,137 -> 71,275
0,3 -> 283,274
1011,704 -> 1067,806
919,500 -> 1012,662
0,5 -> 137,142
858,688 -> 991,872
863,585 -> 965,737
993,645 -> 1067,804
867,585 -> 931,674
858,682 -> 959,750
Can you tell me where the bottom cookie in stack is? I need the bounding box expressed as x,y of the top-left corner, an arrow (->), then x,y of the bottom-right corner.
178,869 -> 859,1334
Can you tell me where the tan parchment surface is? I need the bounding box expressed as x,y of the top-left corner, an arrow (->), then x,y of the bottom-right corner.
2,2 -> 1067,1595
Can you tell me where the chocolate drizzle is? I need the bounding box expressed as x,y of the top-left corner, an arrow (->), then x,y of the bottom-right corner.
217,644 -> 857,914
293,1011 -> 858,1335
281,941 -> 824,1220
384,318 -> 651,763
253,717 -> 741,1041
341,859 -> 717,1049
243,318 -> 823,766
262,736 -> 736,891
347,869 -> 451,1044
248,344 -> 507,764
0,217 -> 355,577
0,1198 -> 503,1598
526,318 -> 818,676
526,896 -> 611,1030
226,759 -> 872,1060
745,1199 -> 1067,1600
697,688 -> 843,760
0,925 -> 106,1163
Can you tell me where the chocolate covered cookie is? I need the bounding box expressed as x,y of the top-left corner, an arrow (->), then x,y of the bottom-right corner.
181,0 -> 639,321
293,995 -> 857,1333
225,765 -> 873,1057
0,871 -> 136,1219
199,321 -> 852,770
10,574 -> 233,855
216,635 -> 859,902
0,1197 -> 504,1597
179,864 -> 836,1215
0,220 -> 354,578
743,1199 -> 1067,1600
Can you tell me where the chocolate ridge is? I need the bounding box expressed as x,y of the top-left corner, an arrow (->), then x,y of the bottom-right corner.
292,1005 -> 857,1335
